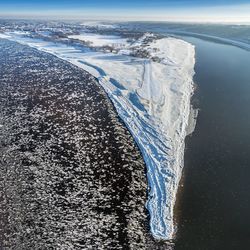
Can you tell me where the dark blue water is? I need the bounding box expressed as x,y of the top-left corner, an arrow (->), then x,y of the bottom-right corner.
173,37 -> 250,250
122,22 -> 250,248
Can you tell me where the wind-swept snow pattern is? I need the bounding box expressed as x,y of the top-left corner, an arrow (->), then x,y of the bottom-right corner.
2,31 -> 195,240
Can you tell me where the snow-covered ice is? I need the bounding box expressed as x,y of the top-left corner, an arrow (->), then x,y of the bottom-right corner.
68,33 -> 128,48
1,31 -> 195,240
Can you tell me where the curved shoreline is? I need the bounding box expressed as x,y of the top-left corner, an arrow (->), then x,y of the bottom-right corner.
1,32 -> 196,240
0,39 -> 150,249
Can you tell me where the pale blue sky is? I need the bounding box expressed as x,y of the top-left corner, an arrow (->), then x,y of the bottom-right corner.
0,0 -> 250,23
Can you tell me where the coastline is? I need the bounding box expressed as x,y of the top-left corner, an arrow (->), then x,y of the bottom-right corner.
1,32 -> 196,241
0,39 -> 149,248
173,101 -> 199,239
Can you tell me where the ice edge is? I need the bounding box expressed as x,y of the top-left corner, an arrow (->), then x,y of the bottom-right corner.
0,33 -> 196,241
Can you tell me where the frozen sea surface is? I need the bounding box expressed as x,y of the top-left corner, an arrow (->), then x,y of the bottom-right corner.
0,39 -> 154,249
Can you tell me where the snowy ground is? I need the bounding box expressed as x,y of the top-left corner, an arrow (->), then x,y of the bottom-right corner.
80,21 -> 118,29
68,33 -> 128,48
1,31 -> 195,240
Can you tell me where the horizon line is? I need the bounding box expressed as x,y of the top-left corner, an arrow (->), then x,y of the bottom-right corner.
0,15 -> 250,25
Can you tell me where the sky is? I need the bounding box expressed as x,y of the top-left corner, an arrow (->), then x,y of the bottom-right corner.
0,0 -> 250,23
